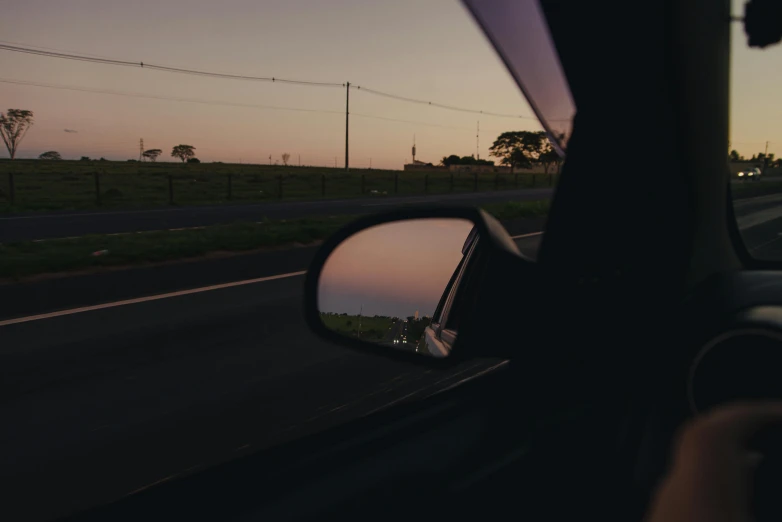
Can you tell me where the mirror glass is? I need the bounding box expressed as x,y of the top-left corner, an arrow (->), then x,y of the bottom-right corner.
318,218 -> 476,358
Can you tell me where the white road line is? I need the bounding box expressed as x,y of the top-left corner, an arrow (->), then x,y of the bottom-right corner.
0,270 -> 306,327
511,231 -> 543,239
2,231 -> 543,327
362,197 -> 442,206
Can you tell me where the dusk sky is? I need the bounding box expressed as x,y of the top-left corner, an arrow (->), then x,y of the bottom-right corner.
0,0 -> 542,169
318,218 -> 473,318
0,0 -> 776,167
730,0 -> 782,160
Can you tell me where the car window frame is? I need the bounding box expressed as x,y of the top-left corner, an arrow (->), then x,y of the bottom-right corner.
434,236 -> 479,347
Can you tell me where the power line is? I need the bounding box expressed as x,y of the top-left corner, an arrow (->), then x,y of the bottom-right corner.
351,113 -> 474,131
0,42 -> 539,120
0,44 -> 345,88
0,77 -> 489,132
0,78 -> 345,115
351,85 -> 536,120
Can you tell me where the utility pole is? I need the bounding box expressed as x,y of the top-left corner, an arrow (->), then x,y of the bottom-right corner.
298,154 -> 301,167
370,158 -> 372,169
139,138 -> 144,162
269,155 -> 272,166
335,156 -> 337,168
764,140 -> 770,171
345,81 -> 350,172
476,121 -> 480,160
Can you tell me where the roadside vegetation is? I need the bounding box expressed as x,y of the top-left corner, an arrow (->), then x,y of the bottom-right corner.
0,158 -> 556,213
731,180 -> 782,200
0,200 -> 551,281
320,313 -> 395,341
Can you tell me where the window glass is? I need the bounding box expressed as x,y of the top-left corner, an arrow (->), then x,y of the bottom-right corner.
730,0 -> 782,259
0,1 -> 562,519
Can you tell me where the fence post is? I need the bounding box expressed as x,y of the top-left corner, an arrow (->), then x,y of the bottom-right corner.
514,173 -> 519,188
361,174 -> 365,195
227,173 -> 233,200
95,171 -> 102,206
168,175 -> 174,205
321,174 -> 326,197
450,173 -> 454,193
394,173 -> 399,194
8,172 -> 15,206
473,172 -> 478,192
424,174 -> 428,193
278,174 -> 283,199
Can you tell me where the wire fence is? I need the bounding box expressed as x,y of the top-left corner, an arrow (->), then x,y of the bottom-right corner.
0,162 -> 558,212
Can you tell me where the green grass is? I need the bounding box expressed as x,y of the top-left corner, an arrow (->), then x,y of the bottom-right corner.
731,180 -> 782,200
0,199 -> 552,281
0,159 -> 557,213
320,313 -> 396,342
480,199 -> 551,220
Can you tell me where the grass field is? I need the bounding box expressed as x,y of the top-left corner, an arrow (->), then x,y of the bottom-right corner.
0,159 -> 557,213
731,180 -> 782,199
320,313 -> 396,342
0,199 -> 551,281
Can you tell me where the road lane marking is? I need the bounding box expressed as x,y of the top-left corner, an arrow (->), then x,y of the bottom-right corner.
2,232 -> 543,327
0,270 -> 306,327
511,231 -> 543,239
362,197 -> 442,206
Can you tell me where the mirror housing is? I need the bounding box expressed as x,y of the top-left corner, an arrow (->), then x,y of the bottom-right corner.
304,206 -> 537,365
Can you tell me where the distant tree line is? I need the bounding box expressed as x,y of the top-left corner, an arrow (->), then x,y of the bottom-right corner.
489,130 -> 563,174
440,155 -> 494,167
729,149 -> 780,167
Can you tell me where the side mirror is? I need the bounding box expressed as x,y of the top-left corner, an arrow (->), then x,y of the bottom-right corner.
304,206 -> 533,363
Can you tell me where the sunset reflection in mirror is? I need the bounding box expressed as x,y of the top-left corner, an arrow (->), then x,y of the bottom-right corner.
318,218 -> 473,321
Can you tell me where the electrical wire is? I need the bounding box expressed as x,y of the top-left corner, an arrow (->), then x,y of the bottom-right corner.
0,42 -> 541,119
351,85 -> 536,120
0,44 -> 345,88
0,78 -> 345,115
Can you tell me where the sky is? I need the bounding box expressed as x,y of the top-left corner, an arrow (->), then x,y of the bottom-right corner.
0,0 -> 543,169
0,0 -> 775,167
730,0 -> 782,160
318,218 -> 473,318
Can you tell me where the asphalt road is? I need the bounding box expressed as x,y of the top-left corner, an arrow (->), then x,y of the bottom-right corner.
0,188 -> 554,242
2,189 -> 781,522
734,193 -> 782,258
0,234 -> 541,522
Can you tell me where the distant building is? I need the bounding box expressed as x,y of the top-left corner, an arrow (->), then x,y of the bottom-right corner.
403,160 -> 446,172
415,311 -> 419,320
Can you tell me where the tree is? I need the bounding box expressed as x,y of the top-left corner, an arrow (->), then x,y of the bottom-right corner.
729,149 -> 740,162
441,154 -> 462,166
80,156 -> 91,161
142,148 -> 162,162
171,144 -> 196,163
282,153 -> 291,166
538,143 -> 561,175
38,151 -> 61,160
0,109 -> 34,160
489,130 -> 547,172
441,154 -> 494,167
187,157 -> 200,163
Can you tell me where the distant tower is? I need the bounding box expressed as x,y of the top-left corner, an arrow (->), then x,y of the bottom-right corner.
139,138 -> 144,161
415,310 -> 419,320
412,135 -> 416,164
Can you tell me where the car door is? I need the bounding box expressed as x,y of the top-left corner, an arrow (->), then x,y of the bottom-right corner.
417,228 -> 479,356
